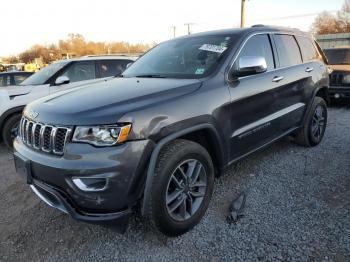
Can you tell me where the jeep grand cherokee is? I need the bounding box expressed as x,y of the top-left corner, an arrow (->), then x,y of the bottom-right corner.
13,26 -> 329,236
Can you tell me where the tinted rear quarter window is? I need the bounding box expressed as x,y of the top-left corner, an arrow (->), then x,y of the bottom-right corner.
14,74 -> 29,85
99,60 -> 131,78
0,75 -> 10,86
297,36 -> 319,62
324,48 -> 350,65
239,34 -> 275,70
274,34 -> 302,67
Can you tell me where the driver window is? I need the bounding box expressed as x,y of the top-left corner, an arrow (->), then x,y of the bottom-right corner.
59,61 -> 96,83
239,34 -> 275,70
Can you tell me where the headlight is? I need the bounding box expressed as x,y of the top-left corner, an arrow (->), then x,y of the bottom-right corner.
72,124 -> 131,146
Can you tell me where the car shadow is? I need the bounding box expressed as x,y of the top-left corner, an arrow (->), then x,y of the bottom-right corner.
329,100 -> 350,109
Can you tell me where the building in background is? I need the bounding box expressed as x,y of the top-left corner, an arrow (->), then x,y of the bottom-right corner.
317,33 -> 350,49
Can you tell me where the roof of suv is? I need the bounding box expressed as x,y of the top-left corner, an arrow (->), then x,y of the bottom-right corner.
63,55 -> 139,62
178,25 -> 310,39
0,71 -> 33,76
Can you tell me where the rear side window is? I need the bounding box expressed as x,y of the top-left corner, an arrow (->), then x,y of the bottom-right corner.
0,75 -> 10,86
14,74 -> 29,85
239,34 -> 275,70
297,36 -> 319,62
274,34 -> 302,67
98,60 -> 131,78
60,61 -> 96,83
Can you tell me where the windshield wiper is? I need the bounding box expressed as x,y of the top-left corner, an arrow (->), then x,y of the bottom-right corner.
134,74 -> 167,78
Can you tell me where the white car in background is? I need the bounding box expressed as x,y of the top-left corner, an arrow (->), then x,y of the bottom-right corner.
0,55 -> 137,148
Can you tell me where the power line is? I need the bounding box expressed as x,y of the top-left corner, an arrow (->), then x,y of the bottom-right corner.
253,10 -> 338,22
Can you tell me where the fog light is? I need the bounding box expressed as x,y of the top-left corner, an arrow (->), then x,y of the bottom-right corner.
335,93 -> 340,99
72,177 -> 108,192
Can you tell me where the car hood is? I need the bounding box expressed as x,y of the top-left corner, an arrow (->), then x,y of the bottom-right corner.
24,77 -> 202,125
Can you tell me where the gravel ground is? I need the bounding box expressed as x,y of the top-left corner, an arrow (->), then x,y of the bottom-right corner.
0,106 -> 349,262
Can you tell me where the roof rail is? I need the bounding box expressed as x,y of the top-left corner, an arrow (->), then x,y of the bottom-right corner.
251,24 -> 266,27
83,53 -> 142,57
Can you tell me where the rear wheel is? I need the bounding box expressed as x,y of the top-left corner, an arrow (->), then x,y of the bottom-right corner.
2,114 -> 22,150
149,139 -> 214,236
294,97 -> 327,147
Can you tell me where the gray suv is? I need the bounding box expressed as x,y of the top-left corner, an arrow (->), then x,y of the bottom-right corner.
13,26 -> 329,236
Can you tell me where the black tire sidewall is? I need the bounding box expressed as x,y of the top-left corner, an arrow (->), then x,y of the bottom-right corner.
2,114 -> 22,149
151,140 -> 214,236
307,97 -> 327,146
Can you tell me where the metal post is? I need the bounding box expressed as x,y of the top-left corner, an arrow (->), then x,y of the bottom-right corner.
241,0 -> 246,28
171,26 -> 176,38
184,23 -> 194,35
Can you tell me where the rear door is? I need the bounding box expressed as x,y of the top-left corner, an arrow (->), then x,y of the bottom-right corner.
296,35 -> 328,99
269,34 -> 311,132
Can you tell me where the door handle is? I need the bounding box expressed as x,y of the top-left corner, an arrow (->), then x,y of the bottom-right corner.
305,67 -> 314,73
272,76 -> 284,82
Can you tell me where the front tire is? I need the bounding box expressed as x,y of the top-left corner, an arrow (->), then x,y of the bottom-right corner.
294,97 -> 327,147
149,139 -> 214,236
2,114 -> 22,150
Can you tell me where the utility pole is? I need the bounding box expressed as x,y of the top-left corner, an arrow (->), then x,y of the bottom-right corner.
240,0 -> 246,28
184,23 -> 195,35
171,26 -> 176,38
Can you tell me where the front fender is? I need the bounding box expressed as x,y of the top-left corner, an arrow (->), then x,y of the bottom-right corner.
141,123 -> 223,217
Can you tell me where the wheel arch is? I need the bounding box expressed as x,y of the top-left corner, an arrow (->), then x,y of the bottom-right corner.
141,123 -> 224,217
0,106 -> 24,143
315,86 -> 330,105
302,86 -> 329,126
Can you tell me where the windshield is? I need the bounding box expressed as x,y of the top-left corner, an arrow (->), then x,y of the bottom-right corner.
20,61 -> 69,85
123,35 -> 235,79
324,48 -> 350,65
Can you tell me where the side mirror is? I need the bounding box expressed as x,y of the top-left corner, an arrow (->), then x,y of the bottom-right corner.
233,56 -> 267,77
55,76 -> 70,86
126,62 -> 133,68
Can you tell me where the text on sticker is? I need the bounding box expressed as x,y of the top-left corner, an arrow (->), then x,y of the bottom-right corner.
199,44 -> 227,53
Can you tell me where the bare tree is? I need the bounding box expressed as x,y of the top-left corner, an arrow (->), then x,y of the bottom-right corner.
312,0 -> 350,34
9,34 -> 154,63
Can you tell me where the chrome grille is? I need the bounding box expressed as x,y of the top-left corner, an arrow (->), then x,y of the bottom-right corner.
19,117 -> 72,155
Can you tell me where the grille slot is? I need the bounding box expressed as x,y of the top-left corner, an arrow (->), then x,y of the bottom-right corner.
330,72 -> 345,86
19,117 -> 71,156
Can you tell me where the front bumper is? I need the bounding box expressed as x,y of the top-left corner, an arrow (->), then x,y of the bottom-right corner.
13,138 -> 154,223
329,86 -> 350,99
30,179 -> 132,223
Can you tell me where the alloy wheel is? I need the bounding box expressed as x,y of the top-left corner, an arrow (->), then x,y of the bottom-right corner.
311,105 -> 326,142
10,122 -> 20,140
165,159 -> 207,221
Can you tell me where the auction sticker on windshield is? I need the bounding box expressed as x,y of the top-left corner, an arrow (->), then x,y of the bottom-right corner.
195,68 -> 205,74
199,44 -> 227,53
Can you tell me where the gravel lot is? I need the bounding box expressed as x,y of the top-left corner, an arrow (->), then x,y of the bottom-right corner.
0,106 -> 349,262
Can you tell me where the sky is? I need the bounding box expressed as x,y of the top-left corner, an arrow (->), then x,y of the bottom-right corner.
0,0 -> 344,56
